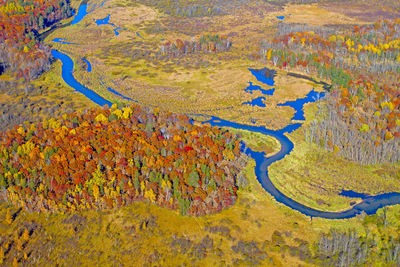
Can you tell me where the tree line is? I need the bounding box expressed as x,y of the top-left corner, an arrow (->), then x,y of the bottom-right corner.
160,34 -> 232,56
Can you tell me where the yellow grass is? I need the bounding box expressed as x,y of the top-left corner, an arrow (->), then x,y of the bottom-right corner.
281,4 -> 365,26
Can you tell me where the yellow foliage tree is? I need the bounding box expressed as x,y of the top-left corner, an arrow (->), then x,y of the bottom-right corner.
92,185 -> 100,202
385,131 -> 393,141
5,210 -> 13,224
266,49 -> 272,60
144,189 -> 156,203
333,144 -> 340,154
223,149 -> 235,160
17,127 -> 25,136
122,107 -> 133,119
95,113 -> 108,122
0,246 -> 4,264
173,135 -> 182,142
16,238 -> 23,251
359,124 -> 369,133
140,181 -> 145,192
112,109 -> 123,119
48,118 -> 61,129
22,228 -> 29,241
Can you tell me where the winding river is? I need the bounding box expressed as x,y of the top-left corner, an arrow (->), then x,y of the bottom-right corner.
51,50 -> 111,107
49,3 -> 400,219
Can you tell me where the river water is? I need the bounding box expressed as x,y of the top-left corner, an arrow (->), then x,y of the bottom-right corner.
49,3 -> 400,219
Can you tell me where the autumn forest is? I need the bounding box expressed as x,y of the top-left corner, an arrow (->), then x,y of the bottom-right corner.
0,0 -> 72,80
262,19 -> 400,164
0,104 -> 246,216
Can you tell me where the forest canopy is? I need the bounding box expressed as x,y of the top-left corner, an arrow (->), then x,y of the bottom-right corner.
0,104 -> 246,216
0,0 -> 72,80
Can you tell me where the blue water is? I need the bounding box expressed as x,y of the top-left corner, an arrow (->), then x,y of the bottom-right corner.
275,123 -> 303,135
277,16 -> 285,20
340,190 -> 370,199
82,58 -> 92,72
245,82 -> 275,96
51,1 -> 400,219
114,27 -> 121,36
243,68 -> 275,107
96,14 -> 115,26
107,88 -> 137,102
95,14 -> 123,36
249,68 -> 276,86
71,2 -> 106,25
71,4 -> 89,25
51,50 -> 111,107
278,89 -> 325,121
52,38 -> 80,45
136,32 -> 143,39
243,97 -> 266,108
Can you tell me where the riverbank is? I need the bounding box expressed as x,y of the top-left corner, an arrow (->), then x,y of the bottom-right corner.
39,0 -> 87,41
227,128 -> 281,158
269,128 -> 400,213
